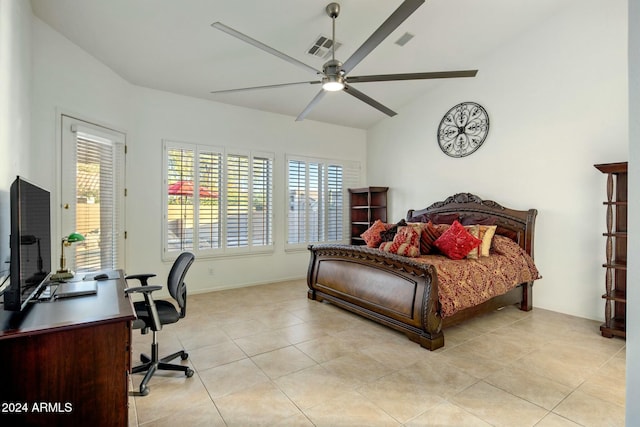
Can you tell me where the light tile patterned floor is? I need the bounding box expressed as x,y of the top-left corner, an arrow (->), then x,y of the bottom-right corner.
128,279 -> 626,426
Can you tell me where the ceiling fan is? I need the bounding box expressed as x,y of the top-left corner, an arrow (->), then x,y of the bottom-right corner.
211,0 -> 477,121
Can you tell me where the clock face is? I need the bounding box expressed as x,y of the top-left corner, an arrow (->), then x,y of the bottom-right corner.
437,102 -> 489,158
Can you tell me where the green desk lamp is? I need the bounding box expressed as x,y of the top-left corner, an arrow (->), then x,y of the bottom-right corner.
50,232 -> 85,281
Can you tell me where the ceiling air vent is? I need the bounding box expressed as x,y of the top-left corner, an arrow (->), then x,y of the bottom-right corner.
395,32 -> 414,47
306,34 -> 342,60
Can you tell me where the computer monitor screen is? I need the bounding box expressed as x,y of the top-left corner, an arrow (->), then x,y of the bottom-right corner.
4,176 -> 51,311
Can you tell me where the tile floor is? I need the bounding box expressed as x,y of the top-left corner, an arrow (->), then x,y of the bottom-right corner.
128,279 -> 626,426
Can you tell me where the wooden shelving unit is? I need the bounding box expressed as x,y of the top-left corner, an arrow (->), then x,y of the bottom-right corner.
349,187 -> 388,245
595,162 -> 627,339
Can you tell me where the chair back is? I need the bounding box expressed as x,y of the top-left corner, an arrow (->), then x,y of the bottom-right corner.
167,252 -> 195,318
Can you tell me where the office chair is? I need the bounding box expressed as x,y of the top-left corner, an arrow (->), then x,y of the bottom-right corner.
124,251 -> 195,396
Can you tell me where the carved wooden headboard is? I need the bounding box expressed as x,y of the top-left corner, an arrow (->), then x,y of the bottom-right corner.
406,193 -> 538,258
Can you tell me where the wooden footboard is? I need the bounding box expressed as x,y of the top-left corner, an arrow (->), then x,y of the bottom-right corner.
307,244 -> 445,350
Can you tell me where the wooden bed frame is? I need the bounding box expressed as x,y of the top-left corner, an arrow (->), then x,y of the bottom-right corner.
307,193 -> 538,350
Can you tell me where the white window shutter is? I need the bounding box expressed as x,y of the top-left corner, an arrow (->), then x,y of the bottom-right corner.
286,156 -> 359,246
163,141 -> 274,258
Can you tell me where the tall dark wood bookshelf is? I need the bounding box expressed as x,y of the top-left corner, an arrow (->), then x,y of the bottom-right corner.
349,187 -> 388,245
595,162 -> 627,339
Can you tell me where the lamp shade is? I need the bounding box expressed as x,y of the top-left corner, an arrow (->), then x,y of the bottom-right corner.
66,232 -> 85,243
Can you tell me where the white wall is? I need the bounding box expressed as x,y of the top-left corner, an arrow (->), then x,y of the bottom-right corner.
30,15 -> 367,295
367,0 -> 628,321
0,0 -> 32,271
626,0 -> 639,424
30,16 -> 132,255
127,86 -> 366,290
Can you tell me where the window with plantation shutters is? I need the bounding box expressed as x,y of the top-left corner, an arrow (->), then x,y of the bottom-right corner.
287,160 -> 306,244
286,156 -> 359,247
198,150 -> 222,250
166,146 -> 196,252
226,154 -> 249,247
326,165 -> 343,241
251,156 -> 273,246
164,141 -> 273,259
61,116 -> 126,273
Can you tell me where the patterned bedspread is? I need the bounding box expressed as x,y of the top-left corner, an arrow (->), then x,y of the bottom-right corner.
411,235 -> 541,318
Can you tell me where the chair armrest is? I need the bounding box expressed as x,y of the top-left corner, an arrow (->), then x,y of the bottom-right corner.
124,285 -> 163,332
124,285 -> 162,295
125,273 -> 157,286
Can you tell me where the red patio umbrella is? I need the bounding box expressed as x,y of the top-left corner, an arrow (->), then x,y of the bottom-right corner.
168,181 -> 217,198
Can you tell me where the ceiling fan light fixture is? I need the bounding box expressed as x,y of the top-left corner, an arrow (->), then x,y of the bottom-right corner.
322,74 -> 345,91
212,1 -> 476,121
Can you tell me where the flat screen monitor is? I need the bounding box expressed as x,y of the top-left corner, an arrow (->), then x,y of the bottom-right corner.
4,176 -> 51,311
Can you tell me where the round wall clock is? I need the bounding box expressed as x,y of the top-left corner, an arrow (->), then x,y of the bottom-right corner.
437,102 -> 489,158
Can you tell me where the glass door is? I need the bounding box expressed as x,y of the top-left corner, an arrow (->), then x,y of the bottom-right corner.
60,115 -> 125,272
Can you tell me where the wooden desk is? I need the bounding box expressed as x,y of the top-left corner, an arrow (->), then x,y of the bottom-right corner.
0,271 -> 135,426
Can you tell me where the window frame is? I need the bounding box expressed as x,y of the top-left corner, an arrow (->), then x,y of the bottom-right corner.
162,140 -> 274,260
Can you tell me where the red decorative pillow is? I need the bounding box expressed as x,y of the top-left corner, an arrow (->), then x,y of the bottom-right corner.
433,220 -> 482,260
360,220 -> 388,248
380,219 -> 407,243
379,226 -> 420,257
406,222 -> 425,250
409,221 -> 442,254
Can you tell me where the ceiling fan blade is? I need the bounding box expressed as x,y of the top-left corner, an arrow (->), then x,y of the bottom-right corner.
347,70 -> 478,83
211,81 -> 319,94
296,89 -> 326,121
343,84 -> 397,117
212,22 -> 321,75
342,0 -> 425,74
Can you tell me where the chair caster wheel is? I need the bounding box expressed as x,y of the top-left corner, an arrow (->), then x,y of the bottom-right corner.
186,368 -> 194,378
140,386 -> 149,396
181,352 -> 189,360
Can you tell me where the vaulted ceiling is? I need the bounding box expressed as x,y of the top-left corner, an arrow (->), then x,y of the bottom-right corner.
31,0 -> 567,129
